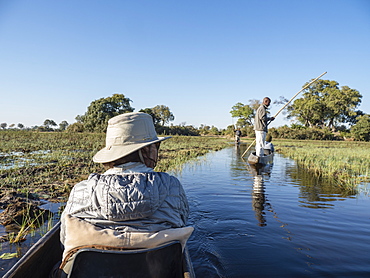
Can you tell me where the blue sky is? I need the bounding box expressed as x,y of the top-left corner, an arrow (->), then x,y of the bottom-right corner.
1,0 -> 369,129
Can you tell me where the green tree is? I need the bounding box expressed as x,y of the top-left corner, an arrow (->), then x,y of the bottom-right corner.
75,115 -> 84,123
66,122 -> 85,133
0,123 -> 7,129
351,114 -> 370,141
59,120 -> 69,131
43,119 -> 57,129
152,105 -> 174,126
288,80 -> 362,130
82,94 -> 134,132
230,102 -> 255,128
224,124 -> 236,136
198,124 -> 210,135
17,123 -> 24,129
209,126 -> 219,135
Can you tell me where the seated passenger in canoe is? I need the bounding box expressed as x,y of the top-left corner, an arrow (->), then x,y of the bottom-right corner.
264,134 -> 274,154
57,112 -> 192,277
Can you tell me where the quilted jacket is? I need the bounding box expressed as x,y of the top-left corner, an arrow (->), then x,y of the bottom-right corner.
60,162 -> 189,245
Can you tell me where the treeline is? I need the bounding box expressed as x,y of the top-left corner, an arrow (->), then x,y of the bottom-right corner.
230,123 -> 370,142
230,79 -> 370,142
0,122 -> 222,137
1,123 -> 368,142
0,120 -> 69,132
2,78 -> 370,141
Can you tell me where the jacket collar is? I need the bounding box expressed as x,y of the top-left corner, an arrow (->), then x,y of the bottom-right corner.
103,162 -> 154,175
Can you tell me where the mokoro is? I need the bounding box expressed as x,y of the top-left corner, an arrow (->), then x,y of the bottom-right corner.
247,150 -> 274,166
3,222 -> 195,278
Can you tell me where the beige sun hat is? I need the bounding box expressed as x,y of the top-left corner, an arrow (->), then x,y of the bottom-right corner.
93,112 -> 171,163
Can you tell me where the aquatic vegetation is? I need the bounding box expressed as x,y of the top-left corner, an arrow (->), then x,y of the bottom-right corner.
0,131 -> 229,200
8,209 -> 52,244
0,130 -> 229,247
0,252 -> 18,259
156,136 -> 228,172
274,139 -> 370,189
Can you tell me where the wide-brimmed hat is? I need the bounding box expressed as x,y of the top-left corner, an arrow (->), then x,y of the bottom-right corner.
93,112 -> 171,163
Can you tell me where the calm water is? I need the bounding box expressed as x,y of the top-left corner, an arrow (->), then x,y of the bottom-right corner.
178,145 -> 370,278
1,146 -> 369,277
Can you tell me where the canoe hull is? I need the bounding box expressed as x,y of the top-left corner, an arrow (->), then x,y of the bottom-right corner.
3,222 -> 195,278
3,223 -> 62,278
247,151 -> 274,166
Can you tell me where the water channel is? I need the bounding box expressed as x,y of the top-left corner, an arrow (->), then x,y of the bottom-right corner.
1,145 -> 370,277
179,145 -> 370,277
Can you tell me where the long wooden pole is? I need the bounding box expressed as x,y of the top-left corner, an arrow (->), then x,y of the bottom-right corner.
241,71 -> 327,157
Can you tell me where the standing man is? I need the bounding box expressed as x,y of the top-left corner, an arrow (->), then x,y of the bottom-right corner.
254,97 -> 275,157
235,128 -> 242,144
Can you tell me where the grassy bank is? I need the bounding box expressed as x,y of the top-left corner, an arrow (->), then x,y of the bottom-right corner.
272,139 -> 370,189
0,131 -> 229,200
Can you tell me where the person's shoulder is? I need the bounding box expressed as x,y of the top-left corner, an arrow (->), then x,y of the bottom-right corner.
152,172 -> 181,184
72,173 -> 100,187
257,104 -> 264,111
151,171 -> 172,179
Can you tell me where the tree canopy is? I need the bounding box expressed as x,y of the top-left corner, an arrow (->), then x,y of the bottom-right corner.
151,105 -> 174,126
43,119 -> 57,129
66,122 -> 84,133
59,121 -> 69,131
351,114 -> 370,141
230,101 -> 256,128
81,94 -> 134,132
287,79 -> 362,130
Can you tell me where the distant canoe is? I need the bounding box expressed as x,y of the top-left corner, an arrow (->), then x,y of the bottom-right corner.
247,150 -> 274,166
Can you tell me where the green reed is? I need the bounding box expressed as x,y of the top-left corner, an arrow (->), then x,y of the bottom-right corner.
274,139 -> 370,189
156,136 -> 228,172
0,130 -> 229,200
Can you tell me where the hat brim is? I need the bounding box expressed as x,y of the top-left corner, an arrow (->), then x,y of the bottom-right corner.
92,136 -> 171,164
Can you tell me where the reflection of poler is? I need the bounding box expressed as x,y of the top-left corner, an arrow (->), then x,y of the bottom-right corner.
254,97 -> 275,157
252,175 -> 267,227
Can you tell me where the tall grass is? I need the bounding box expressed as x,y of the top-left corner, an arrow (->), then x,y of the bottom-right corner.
0,131 -> 229,200
274,139 -> 370,189
0,131 -> 229,247
156,136 -> 228,172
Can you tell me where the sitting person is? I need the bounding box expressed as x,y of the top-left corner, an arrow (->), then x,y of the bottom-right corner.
264,134 -> 275,153
57,112 -> 191,277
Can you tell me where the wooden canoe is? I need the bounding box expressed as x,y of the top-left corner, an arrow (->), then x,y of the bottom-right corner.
3,222 -> 195,278
247,150 -> 274,166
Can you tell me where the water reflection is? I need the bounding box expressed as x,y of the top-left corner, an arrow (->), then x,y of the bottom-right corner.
248,164 -> 273,227
232,144 -> 274,226
183,147 -> 370,277
285,164 -> 356,208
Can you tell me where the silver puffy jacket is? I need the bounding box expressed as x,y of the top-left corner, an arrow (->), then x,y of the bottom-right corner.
60,163 -> 189,245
